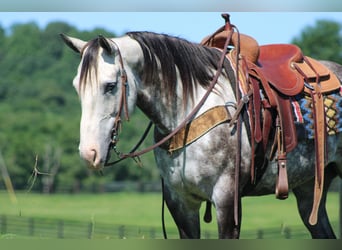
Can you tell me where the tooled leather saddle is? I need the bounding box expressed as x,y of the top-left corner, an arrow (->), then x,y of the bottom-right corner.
201,14 -> 340,225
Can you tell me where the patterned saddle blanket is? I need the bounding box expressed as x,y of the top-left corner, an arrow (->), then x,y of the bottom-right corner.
292,87 -> 342,139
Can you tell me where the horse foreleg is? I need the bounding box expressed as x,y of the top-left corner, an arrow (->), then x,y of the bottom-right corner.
214,195 -> 241,239
163,185 -> 201,238
292,163 -> 338,238
213,177 -> 241,239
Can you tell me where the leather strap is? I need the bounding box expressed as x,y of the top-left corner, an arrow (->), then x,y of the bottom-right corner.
308,83 -> 326,225
250,77 -> 262,143
274,116 -> 289,199
229,89 -> 253,126
275,153 -> 289,199
168,106 -> 232,152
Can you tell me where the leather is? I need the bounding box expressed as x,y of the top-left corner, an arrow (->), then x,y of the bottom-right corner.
258,44 -> 304,96
202,31 -> 260,63
273,90 -> 297,153
294,56 -> 341,95
247,61 -> 298,153
275,154 -> 289,200
259,45 -> 340,96
157,106 -> 232,153
308,83 -> 326,225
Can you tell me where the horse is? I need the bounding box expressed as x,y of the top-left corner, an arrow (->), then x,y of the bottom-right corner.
61,30 -> 342,239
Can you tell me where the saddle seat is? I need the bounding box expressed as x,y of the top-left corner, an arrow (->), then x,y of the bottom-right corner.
258,44 -> 340,96
258,44 -> 303,96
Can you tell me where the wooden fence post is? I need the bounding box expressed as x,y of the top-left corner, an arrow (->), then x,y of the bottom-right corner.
28,218 -> 35,236
149,227 -> 156,239
88,222 -> 94,239
284,227 -> 291,239
257,229 -> 263,239
118,225 -> 125,239
58,220 -> 64,238
0,215 -> 7,234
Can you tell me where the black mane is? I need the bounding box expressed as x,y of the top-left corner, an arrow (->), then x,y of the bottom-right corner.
127,31 -> 231,102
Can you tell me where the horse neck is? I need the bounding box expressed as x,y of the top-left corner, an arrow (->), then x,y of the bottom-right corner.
136,85 -> 185,133
110,37 -> 170,131
136,76 -> 235,134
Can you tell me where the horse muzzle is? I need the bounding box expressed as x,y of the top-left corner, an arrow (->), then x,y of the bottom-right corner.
79,146 -> 105,170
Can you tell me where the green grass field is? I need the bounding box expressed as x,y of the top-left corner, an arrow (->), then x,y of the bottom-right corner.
0,191 -> 340,239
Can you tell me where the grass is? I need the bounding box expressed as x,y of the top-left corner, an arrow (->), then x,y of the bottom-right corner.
0,191 -> 340,238
0,192 -> 175,227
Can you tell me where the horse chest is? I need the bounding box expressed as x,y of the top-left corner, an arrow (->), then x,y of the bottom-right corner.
156,146 -> 226,198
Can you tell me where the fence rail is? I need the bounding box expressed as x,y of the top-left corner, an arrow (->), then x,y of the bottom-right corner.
1,214 -> 338,239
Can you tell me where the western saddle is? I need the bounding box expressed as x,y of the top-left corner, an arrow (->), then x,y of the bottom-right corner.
201,14 -> 340,225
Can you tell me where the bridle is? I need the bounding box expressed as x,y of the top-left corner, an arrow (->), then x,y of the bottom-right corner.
102,37 -> 131,166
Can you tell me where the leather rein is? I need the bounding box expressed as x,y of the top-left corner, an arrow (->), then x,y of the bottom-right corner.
104,18 -> 238,168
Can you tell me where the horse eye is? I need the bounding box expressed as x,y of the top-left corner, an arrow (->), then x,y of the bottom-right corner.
104,82 -> 117,94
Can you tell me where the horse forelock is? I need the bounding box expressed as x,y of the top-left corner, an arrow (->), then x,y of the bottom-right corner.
126,31 -> 228,104
79,38 -> 101,92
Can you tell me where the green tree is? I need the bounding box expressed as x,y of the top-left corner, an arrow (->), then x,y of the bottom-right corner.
292,20 -> 342,64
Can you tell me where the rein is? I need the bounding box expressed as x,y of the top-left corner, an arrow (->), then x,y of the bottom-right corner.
104,18 -> 235,167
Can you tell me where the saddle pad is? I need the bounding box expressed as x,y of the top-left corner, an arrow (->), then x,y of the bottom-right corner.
291,87 -> 342,139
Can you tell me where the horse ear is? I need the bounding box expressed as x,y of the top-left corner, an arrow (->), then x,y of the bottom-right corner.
60,34 -> 86,54
98,35 -> 116,55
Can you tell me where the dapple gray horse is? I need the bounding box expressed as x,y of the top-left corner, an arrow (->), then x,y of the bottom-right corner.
61,31 -> 342,239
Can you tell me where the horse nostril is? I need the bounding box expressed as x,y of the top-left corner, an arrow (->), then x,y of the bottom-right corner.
80,148 -> 97,165
90,149 -> 97,163
79,147 -> 102,169
89,149 -> 102,169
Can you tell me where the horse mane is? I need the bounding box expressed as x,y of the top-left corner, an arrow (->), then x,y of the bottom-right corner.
79,38 -> 101,91
79,32 -> 233,103
127,31 -> 231,103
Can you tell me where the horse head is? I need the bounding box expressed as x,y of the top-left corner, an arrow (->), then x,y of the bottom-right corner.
61,34 -> 140,169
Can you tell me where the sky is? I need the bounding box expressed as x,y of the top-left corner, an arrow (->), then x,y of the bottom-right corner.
0,12 -> 342,45
1,0 -> 342,12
